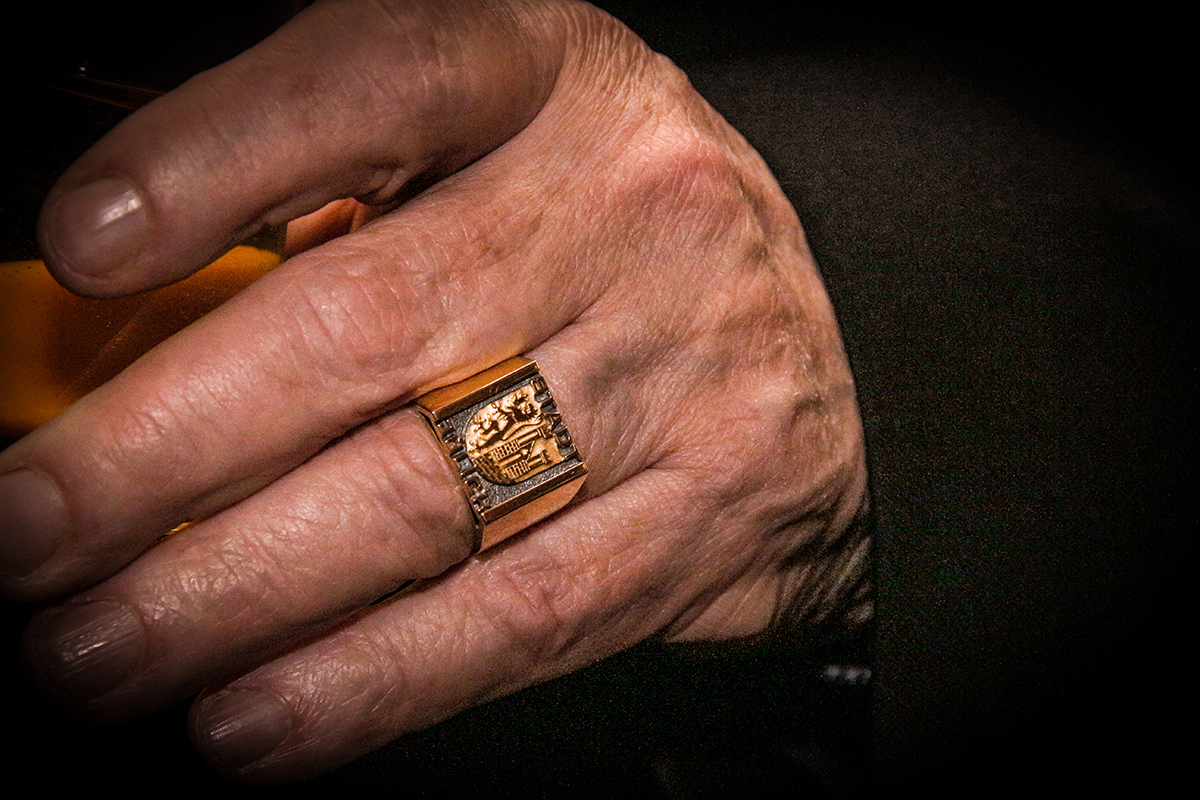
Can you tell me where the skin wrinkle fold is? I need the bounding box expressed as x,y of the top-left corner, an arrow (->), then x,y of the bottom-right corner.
482,473 -> 697,660
59,402 -> 243,558
662,505 -> 828,642
284,267 -> 413,391
192,436 -> 451,620
151,534 -> 298,626
476,564 -> 590,665
290,614 -> 439,734
355,2 -> 557,195
344,419 -> 474,575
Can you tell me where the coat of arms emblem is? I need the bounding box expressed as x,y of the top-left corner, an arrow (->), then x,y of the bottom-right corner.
465,385 -> 564,484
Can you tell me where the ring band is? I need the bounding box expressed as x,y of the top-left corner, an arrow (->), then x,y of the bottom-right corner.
415,357 -> 587,552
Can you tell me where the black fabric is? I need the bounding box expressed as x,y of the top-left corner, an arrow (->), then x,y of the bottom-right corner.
3,3 -> 1193,795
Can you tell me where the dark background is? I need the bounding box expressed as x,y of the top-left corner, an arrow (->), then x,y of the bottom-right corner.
3,2 -> 1193,795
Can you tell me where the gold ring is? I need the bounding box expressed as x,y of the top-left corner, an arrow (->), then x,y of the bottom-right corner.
415,357 -> 587,552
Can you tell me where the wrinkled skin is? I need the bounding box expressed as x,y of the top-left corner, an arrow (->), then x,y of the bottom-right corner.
0,0 -> 867,782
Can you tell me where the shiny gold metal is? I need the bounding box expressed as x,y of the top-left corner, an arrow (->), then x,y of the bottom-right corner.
415,357 -> 587,552
165,520 -> 196,537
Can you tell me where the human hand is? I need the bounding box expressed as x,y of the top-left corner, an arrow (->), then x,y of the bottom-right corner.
1,0 -> 868,782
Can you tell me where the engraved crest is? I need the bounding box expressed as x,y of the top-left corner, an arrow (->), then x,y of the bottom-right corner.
465,385 -> 564,484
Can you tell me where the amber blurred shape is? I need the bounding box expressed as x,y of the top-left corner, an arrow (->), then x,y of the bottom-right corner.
0,229 -> 283,439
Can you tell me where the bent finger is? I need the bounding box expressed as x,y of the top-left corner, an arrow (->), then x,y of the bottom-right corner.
38,0 -> 564,297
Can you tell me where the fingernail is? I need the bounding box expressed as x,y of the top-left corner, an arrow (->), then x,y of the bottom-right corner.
0,469 -> 70,579
26,600 -> 144,698
192,689 -> 293,769
43,177 -> 149,277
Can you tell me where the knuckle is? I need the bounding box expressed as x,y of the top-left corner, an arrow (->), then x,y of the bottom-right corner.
620,111 -> 756,245
140,531 -> 297,647
474,557 -> 589,664
350,415 -> 477,578
273,250 -> 438,402
664,346 -> 863,521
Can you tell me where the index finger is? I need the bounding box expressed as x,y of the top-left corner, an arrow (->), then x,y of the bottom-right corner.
37,0 -> 563,298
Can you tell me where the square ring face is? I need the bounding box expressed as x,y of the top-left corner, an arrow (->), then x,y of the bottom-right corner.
415,357 -> 587,551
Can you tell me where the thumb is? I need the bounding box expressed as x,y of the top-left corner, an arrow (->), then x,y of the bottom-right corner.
37,0 -> 564,298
